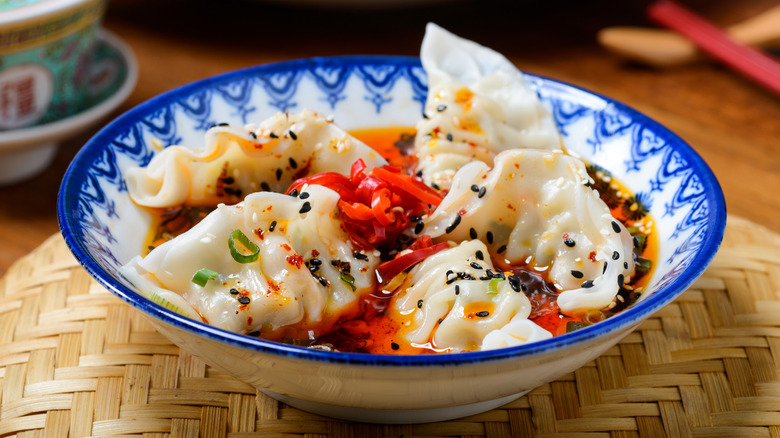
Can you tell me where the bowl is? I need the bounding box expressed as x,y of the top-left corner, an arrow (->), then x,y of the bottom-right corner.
0,29 -> 137,185
0,0 -> 108,130
58,56 -> 726,424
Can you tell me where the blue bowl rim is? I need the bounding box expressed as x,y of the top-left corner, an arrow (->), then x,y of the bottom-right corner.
58,55 -> 727,367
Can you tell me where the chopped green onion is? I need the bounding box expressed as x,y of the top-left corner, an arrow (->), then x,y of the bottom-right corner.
566,320 -> 590,333
340,271 -> 356,292
192,268 -> 218,287
487,277 -> 501,294
229,229 -> 260,263
626,226 -> 640,234
148,290 -> 186,315
636,256 -> 653,273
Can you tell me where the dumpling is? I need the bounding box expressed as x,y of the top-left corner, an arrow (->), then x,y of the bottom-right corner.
126,109 -> 387,207
418,149 -> 636,314
391,240 -> 551,352
120,185 -> 380,339
414,23 -> 561,189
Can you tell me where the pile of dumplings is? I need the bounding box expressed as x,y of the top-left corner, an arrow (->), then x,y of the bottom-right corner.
120,24 -> 636,353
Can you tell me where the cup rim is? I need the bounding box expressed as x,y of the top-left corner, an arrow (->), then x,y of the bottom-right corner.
0,0 -> 101,28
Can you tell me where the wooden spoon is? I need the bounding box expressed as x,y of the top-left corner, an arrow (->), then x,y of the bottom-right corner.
597,4 -> 780,67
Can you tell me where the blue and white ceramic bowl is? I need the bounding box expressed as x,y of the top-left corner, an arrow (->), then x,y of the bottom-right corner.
58,56 -> 726,424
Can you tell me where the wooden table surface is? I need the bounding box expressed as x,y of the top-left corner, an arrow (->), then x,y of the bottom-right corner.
1,0 -> 779,275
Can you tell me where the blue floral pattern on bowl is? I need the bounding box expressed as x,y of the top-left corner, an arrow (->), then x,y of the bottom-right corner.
59,56 -> 725,367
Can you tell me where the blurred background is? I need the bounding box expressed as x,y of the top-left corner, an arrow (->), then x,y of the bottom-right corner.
1,0 -> 779,274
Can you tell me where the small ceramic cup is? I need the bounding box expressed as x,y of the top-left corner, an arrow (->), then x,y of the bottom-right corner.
0,0 -> 107,130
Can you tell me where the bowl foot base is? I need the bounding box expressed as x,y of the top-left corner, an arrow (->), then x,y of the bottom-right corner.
260,389 -> 530,424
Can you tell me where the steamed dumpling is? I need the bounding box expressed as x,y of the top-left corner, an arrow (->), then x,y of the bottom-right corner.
126,110 -> 387,207
419,149 -> 636,314
391,240 -> 551,352
414,23 -> 561,189
120,185 -> 379,338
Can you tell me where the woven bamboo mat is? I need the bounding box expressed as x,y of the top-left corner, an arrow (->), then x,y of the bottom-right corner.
1,215 -> 779,437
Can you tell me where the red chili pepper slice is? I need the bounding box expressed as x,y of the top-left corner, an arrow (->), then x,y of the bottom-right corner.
376,242 -> 450,283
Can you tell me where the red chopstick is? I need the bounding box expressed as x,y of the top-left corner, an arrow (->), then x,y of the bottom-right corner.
647,0 -> 780,97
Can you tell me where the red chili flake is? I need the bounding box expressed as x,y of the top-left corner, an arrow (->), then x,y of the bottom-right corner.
563,232 -> 569,239
514,163 -> 520,169
432,126 -> 441,135
507,203 -> 516,211
286,253 -> 304,268
291,158 -> 313,180
254,228 -> 265,240
457,208 -> 467,216
268,279 -> 280,292
281,244 -> 292,251
247,317 -> 253,326
589,251 -> 597,262
311,249 -> 320,257
263,205 -> 273,212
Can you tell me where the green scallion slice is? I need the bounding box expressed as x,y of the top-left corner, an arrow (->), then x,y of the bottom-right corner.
192,268 -> 218,287
636,256 -> 653,273
229,229 -> 260,263
340,271 -> 356,292
487,277 -> 501,294
566,320 -> 590,333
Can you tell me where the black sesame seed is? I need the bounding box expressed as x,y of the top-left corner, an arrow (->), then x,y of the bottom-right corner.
289,130 -> 298,140
230,288 -> 240,295
475,311 -> 489,318
446,269 -> 454,278
470,184 -> 480,192
633,236 -> 641,248
436,104 -> 447,112
391,342 -> 400,350
479,276 -> 490,280
571,270 -> 584,279
237,296 -> 250,305
497,244 -> 507,254
604,262 -> 608,274
269,220 -> 277,232
224,187 -> 236,195
414,221 -> 424,234
309,265 -> 320,273
446,133 -> 453,141
617,274 -> 624,287
289,157 -> 298,169
223,176 -> 235,185
249,131 -> 257,139
486,231 -> 494,244
446,277 -> 457,285
469,227 -> 478,239
478,186 -> 486,198
248,331 -> 260,336
417,299 -> 423,309
299,192 -> 310,199
354,252 -> 368,261
299,202 -> 312,214
446,216 -> 462,233
318,276 -> 329,287
422,113 -> 429,119
612,221 -> 621,233
416,170 -> 423,177
582,280 -> 595,288
624,262 -> 629,269
275,168 -> 283,181
310,258 -> 322,266
260,182 -> 271,191
431,182 -> 441,191
455,285 -> 460,295
437,318 -> 444,325
486,269 -> 495,278
475,250 -> 484,260
564,238 -> 576,248
612,251 -> 620,260
521,284 -> 528,292
269,132 -> 278,139
508,276 -> 522,292
289,189 -> 299,197
470,262 -> 483,270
